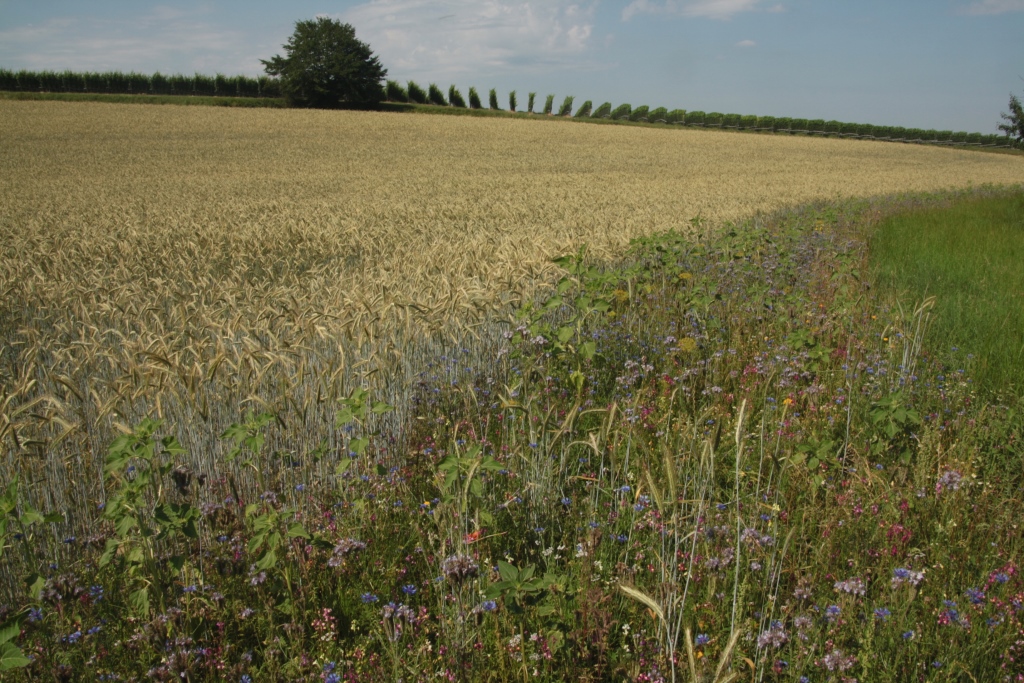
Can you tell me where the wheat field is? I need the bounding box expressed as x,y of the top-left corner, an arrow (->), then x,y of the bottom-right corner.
1,100 -> 1022,529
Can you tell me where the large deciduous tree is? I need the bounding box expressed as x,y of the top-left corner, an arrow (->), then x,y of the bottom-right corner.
998,92 -> 1024,144
261,18 -> 387,108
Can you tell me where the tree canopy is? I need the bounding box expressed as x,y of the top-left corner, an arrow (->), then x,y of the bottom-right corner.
998,92 -> 1024,143
261,18 -> 387,108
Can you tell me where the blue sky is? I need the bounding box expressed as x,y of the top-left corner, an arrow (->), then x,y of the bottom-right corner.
1,0 -> 1022,133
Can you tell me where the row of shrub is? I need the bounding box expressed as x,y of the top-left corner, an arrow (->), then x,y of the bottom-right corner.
385,80 -> 1018,148
0,68 -> 282,98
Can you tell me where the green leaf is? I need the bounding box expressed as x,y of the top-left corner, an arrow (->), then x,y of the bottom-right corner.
0,623 -> 19,646
557,326 -> 574,344
479,457 -> 503,472
479,510 -> 494,525
287,522 -> 310,539
335,407 -> 356,427
497,560 -> 518,583
115,514 -> 138,537
335,459 -> 352,476
0,642 -> 31,671
349,437 -> 369,455
255,548 -> 278,571
99,538 -> 119,567
24,573 -> 44,601
371,401 -> 393,415
19,506 -> 43,527
129,587 -> 150,617
579,341 -> 596,361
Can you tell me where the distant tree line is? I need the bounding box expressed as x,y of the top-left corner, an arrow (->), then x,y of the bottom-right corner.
1,65 -> 1016,149
0,69 -> 281,98
382,80 -> 1019,149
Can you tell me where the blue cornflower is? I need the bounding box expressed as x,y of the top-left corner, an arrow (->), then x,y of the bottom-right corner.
995,572 -> 1010,584
87,625 -> 101,635
561,497 -> 572,506
295,484 -> 305,491
695,633 -> 710,646
401,584 -> 417,595
361,593 -> 379,603
825,605 -> 841,621
932,661 -> 943,668
481,600 -> 498,612
63,630 -> 82,644
874,607 -> 891,621
240,676 -> 252,683
902,630 -> 915,640
965,587 -> 985,605
27,608 -> 42,623
183,585 -> 198,594
716,503 -> 727,511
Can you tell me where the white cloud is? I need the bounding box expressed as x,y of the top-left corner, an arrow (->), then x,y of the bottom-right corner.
736,39 -> 756,47
338,0 -> 600,80
0,7 -> 263,75
959,0 -> 1024,13
622,0 -> 767,21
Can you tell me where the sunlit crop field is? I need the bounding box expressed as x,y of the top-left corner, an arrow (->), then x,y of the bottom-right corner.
1,100 -> 1023,530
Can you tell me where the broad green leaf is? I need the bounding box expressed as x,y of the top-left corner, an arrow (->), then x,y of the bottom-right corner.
129,588 -> 150,617
0,623 -> 19,646
0,642 -> 31,671
255,548 -> 278,571
497,560 -> 518,583
287,522 -> 310,539
99,538 -> 120,567
349,437 -> 369,455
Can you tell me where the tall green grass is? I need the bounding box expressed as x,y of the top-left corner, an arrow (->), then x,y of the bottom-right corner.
870,191 -> 1024,395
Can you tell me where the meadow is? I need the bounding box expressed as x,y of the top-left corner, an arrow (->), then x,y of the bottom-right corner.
1,101 -> 1024,680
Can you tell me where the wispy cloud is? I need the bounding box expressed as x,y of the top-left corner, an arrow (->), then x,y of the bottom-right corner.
338,0 -> 601,80
736,39 -> 756,47
958,0 -> 1024,14
0,7 -> 263,74
622,0 -> 768,21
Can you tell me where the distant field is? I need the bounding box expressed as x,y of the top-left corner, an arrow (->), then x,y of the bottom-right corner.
1,100 -> 1023,521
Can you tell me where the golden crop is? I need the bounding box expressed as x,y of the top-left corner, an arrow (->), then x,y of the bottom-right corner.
2,100 -> 1022,518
